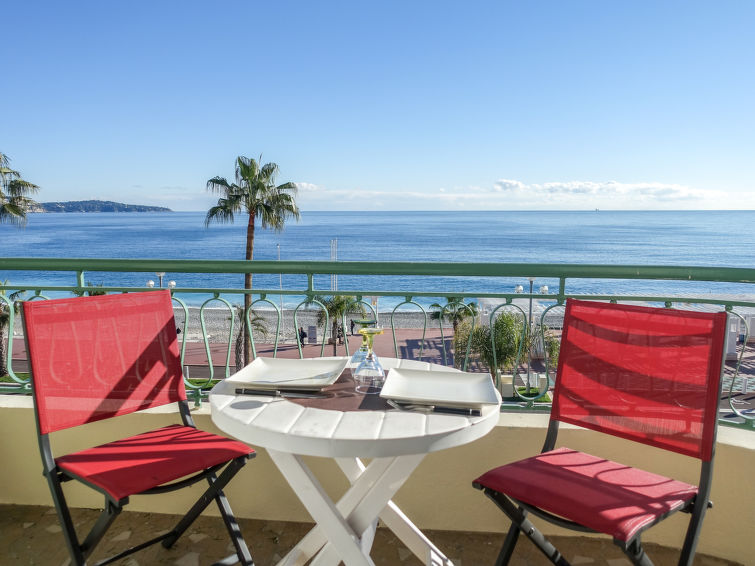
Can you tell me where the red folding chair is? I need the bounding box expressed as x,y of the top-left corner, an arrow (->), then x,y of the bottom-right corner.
23,290 -> 256,566
473,299 -> 727,566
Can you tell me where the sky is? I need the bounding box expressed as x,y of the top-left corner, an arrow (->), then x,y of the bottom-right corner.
4,1 -> 754,211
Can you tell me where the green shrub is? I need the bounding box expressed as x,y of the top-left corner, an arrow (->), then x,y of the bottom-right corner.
454,312 -> 561,376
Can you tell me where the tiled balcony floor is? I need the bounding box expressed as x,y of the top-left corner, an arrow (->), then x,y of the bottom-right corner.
1,504 -> 740,566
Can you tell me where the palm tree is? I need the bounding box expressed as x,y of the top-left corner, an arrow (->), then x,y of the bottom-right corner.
72,281 -> 107,297
430,297 -> 479,332
313,295 -> 365,356
0,152 -> 40,226
453,311 -> 523,373
206,155 -> 300,364
232,305 -> 269,371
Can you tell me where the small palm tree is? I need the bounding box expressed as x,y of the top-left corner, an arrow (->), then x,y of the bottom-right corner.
0,152 -> 39,226
430,297 -> 479,332
233,305 -> 269,371
72,281 -> 107,297
313,295 -> 365,356
206,155 -> 300,365
454,312 -> 522,373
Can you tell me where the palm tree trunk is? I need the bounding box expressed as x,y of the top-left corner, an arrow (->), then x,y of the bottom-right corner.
235,325 -> 244,372
332,320 -> 338,356
244,214 -> 255,365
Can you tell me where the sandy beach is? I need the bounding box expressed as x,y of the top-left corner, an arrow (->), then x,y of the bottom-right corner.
174,306 -> 452,343
9,300 -> 563,343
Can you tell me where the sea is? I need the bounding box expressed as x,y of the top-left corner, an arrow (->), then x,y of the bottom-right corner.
3,210 -> 755,309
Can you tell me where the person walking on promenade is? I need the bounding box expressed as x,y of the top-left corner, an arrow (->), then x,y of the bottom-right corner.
298,326 -> 307,345
350,319 -> 355,335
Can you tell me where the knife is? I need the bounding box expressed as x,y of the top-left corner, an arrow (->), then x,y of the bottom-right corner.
234,388 -> 328,399
386,399 -> 482,417
432,406 -> 482,417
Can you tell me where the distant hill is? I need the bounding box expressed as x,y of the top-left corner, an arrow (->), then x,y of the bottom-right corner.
32,200 -> 172,213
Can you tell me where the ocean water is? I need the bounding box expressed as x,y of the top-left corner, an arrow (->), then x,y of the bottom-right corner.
3,210 -> 755,307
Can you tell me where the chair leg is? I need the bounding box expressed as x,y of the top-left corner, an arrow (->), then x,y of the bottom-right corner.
494,522 -> 521,566
79,499 -> 122,559
677,497 -> 710,566
619,537 -> 654,566
162,457 -> 253,564
485,489 -> 570,566
212,480 -> 254,565
45,471 -> 87,566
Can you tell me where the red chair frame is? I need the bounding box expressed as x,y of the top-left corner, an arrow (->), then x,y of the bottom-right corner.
473,299 -> 727,566
23,290 -> 255,566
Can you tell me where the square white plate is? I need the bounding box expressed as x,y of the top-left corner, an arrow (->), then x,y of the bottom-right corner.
380,368 -> 499,408
227,357 -> 348,390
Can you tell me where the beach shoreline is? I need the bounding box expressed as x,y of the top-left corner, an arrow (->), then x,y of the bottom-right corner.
174,306 -> 453,342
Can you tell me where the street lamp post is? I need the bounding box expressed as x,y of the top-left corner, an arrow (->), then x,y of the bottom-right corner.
147,272 -> 168,289
527,277 -> 535,389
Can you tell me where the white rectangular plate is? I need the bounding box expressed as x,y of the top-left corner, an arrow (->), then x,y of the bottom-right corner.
227,357 -> 348,390
380,368 -> 499,408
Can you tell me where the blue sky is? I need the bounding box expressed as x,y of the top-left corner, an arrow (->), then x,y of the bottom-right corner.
4,1 -> 754,211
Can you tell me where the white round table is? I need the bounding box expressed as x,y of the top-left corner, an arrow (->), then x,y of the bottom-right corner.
210,357 -> 501,566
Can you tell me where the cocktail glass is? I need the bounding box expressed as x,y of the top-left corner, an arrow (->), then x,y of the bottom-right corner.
354,327 -> 385,394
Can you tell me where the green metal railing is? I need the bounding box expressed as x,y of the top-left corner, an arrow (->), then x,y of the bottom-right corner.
1,257 -> 754,428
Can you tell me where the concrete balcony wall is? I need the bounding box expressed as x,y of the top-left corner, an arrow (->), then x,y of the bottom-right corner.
1,396 -> 753,564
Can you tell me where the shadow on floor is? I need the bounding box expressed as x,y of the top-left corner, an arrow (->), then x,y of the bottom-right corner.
0,504 -> 741,566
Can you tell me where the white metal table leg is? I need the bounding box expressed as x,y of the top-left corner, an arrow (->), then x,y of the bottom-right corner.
274,455 -> 398,565
309,454 -> 425,566
337,458 -> 455,566
270,449 -> 428,566
269,449 -> 374,566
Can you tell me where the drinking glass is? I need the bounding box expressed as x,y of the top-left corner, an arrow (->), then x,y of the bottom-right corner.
350,327 -> 372,366
354,327 -> 385,394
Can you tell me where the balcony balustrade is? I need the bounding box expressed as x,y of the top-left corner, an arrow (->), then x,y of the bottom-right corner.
2,257 -> 753,428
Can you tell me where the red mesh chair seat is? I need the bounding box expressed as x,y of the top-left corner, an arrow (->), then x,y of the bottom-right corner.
56,424 -> 254,502
474,447 -> 698,542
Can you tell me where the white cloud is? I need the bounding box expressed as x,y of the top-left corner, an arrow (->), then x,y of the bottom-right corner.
488,179 -> 726,208
246,178 -> 744,211
493,179 -> 527,192
295,182 -> 321,192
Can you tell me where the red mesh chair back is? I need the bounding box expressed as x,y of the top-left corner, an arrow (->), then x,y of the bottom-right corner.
551,299 -> 727,461
23,290 -> 186,434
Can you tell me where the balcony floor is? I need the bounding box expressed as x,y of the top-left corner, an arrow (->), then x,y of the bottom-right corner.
1,504 -> 740,566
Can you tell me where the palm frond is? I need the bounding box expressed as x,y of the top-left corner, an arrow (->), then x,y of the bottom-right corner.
204,202 -> 237,226
258,193 -> 300,230
0,166 -> 20,180
259,162 -> 278,181
206,176 -> 232,194
7,179 -> 39,196
236,156 -> 259,186
0,202 -> 29,225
